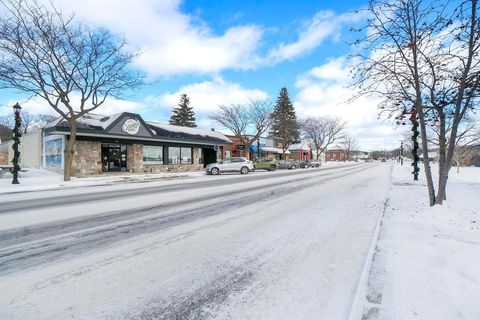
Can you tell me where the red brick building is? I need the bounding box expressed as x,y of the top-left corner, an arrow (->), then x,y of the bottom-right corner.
325,149 -> 346,161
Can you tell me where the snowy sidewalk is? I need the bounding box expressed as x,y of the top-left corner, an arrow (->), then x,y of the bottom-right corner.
0,162 -> 353,194
0,167 -> 205,194
358,163 -> 480,319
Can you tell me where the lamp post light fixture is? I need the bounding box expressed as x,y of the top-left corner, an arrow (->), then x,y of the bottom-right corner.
11,103 -> 22,184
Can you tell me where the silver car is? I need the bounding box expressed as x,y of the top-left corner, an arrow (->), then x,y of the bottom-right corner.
205,157 -> 254,175
277,160 -> 300,170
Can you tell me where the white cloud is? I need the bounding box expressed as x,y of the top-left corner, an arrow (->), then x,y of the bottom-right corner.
294,57 -> 403,150
156,77 -> 268,113
51,0 -> 263,77
266,11 -> 338,63
264,11 -> 364,65
45,1 -> 362,77
2,95 -> 146,118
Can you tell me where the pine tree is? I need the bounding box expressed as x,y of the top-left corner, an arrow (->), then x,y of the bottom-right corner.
169,94 -> 197,127
270,87 -> 300,157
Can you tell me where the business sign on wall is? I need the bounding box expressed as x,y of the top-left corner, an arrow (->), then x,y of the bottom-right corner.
122,119 -> 141,135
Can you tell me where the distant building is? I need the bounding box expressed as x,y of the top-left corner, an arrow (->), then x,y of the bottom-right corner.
249,136 -> 290,160
351,151 -> 370,161
325,148 -> 346,161
288,142 -> 312,161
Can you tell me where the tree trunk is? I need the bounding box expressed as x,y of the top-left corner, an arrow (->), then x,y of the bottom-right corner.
417,108 -> 436,206
435,112 -> 448,204
436,158 -> 452,205
63,121 -> 77,181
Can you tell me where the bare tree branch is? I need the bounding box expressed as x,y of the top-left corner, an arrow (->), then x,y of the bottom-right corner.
0,0 -> 143,180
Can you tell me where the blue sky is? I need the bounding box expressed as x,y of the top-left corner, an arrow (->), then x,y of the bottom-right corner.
0,0 -> 403,150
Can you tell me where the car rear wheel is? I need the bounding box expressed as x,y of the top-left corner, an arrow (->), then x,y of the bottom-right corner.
211,167 -> 220,175
290,165 -> 296,170
269,165 -> 276,171
240,166 -> 249,174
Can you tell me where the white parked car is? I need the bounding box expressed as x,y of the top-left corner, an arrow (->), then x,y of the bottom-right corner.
205,157 -> 254,175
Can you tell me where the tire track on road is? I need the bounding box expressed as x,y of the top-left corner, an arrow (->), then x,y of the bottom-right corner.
0,164 -> 377,275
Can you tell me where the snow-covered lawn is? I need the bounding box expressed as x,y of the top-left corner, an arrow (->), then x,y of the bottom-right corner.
357,163 -> 480,319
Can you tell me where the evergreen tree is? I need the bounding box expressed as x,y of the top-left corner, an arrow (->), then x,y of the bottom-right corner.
270,87 -> 300,157
169,94 -> 197,127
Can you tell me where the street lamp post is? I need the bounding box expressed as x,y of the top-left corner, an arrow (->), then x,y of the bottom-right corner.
11,103 -> 22,185
257,138 -> 261,160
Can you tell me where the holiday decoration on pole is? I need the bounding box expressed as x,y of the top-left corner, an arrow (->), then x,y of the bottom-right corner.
11,103 -> 22,185
399,142 -> 404,166
410,110 -> 420,181
395,104 -> 420,181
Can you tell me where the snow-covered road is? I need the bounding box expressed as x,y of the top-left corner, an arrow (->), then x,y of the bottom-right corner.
1,162 -> 392,319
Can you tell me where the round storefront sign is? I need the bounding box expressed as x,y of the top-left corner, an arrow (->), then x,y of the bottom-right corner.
122,119 -> 140,135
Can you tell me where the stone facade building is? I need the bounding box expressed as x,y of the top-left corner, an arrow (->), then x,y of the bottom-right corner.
43,112 -> 232,177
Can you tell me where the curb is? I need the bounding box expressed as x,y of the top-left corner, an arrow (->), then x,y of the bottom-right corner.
348,165 -> 393,320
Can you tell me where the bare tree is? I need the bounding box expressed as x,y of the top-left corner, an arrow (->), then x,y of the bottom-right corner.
36,114 -> 57,128
210,99 -> 273,158
351,0 -> 480,206
342,136 -> 359,161
0,0 -> 142,181
452,144 -> 477,173
300,116 -> 346,161
0,110 -> 55,133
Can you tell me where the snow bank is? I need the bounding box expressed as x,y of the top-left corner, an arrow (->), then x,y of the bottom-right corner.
360,162 -> 480,319
0,167 -> 204,194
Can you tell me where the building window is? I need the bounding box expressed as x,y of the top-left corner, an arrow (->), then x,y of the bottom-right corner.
143,145 -> 163,164
168,147 -> 192,164
181,147 -> 192,164
44,138 -> 63,169
168,147 -> 180,164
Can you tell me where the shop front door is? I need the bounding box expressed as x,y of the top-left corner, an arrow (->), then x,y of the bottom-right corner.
102,144 -> 126,172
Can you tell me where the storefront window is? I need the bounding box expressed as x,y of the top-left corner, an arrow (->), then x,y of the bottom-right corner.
168,147 -> 181,164
44,138 -> 63,169
143,145 -> 163,164
181,147 -> 192,164
168,147 -> 192,164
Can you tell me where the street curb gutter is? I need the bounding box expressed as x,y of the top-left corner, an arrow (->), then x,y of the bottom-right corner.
348,166 -> 393,320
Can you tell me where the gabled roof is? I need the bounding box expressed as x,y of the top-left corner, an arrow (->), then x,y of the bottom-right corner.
147,122 -> 232,144
45,112 -> 232,146
288,142 -> 311,151
45,113 -> 124,131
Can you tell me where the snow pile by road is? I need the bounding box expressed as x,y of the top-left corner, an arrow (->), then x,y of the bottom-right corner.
0,162 -> 355,194
360,162 -> 480,319
0,167 -> 204,194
